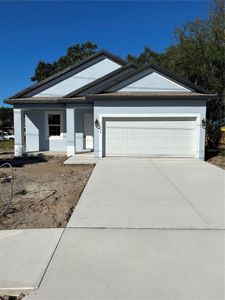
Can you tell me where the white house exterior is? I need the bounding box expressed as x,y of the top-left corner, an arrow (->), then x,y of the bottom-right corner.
5,50 -> 217,160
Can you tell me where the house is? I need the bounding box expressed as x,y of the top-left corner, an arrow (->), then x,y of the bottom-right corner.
5,50 -> 217,159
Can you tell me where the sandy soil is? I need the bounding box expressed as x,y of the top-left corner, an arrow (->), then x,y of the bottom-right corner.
0,155 -> 94,230
207,155 -> 225,170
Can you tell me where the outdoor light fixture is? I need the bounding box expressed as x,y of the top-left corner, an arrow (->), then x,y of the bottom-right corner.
202,118 -> 206,129
95,119 -> 101,130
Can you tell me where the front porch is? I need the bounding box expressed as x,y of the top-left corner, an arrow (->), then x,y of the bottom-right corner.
13,105 -> 94,157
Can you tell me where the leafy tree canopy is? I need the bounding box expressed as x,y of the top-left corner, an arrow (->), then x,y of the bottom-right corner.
127,47 -> 163,66
31,42 -> 97,82
162,0 -> 225,121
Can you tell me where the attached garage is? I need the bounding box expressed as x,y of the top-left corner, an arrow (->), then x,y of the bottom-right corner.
104,117 -> 196,157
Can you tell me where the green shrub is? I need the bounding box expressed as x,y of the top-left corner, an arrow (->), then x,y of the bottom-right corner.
0,140 -> 14,151
206,123 -> 222,150
219,149 -> 225,156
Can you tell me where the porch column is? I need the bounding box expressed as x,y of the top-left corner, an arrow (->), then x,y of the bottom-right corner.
13,108 -> 24,157
66,108 -> 76,156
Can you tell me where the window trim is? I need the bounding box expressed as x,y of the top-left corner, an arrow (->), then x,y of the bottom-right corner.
45,111 -> 64,140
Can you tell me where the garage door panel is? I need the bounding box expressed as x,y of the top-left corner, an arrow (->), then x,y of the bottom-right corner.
105,118 -> 195,157
150,130 -> 169,136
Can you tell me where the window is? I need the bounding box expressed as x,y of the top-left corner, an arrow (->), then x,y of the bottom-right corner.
47,113 -> 61,137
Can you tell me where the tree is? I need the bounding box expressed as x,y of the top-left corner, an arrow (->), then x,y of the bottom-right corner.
127,47 -> 163,66
31,42 -> 97,82
0,107 -> 13,129
161,0 -> 225,121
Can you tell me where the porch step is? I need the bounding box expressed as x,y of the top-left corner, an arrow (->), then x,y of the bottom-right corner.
64,155 -> 98,165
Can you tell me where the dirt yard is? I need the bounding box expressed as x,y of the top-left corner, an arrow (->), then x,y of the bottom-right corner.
207,154 -> 225,170
0,154 -> 94,230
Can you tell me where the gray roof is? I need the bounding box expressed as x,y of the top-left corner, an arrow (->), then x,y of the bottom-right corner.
4,50 -> 217,105
5,97 -> 86,104
6,91 -> 217,104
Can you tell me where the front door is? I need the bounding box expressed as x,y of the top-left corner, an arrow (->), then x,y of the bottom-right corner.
84,113 -> 94,150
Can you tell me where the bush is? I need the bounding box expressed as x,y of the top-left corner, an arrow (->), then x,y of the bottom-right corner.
206,122 -> 222,150
219,149 -> 225,156
0,140 -> 14,152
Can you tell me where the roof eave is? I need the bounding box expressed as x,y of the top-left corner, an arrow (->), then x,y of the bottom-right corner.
86,93 -> 218,101
4,97 -> 86,104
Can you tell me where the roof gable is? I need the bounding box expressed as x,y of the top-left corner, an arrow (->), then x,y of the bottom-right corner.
32,57 -> 121,97
65,64 -> 137,97
9,50 -> 126,99
102,64 -> 210,94
115,70 -> 191,92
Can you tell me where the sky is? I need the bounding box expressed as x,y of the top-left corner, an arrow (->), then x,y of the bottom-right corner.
0,0 -> 210,106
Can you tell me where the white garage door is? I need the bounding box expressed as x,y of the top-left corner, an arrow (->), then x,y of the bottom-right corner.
105,118 -> 196,157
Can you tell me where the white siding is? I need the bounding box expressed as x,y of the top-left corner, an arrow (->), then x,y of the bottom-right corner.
118,72 -> 190,92
34,58 -> 121,97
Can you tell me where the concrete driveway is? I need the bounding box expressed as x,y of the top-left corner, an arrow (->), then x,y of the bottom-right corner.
68,158 -> 224,229
26,158 -> 224,300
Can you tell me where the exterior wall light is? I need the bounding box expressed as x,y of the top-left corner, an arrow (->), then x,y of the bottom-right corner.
95,119 -> 101,131
202,118 -> 206,129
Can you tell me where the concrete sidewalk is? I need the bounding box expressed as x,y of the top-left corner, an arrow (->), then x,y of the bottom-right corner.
26,228 -> 224,300
0,229 -> 63,295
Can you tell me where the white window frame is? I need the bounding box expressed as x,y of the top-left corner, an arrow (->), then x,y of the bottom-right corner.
45,111 -> 64,140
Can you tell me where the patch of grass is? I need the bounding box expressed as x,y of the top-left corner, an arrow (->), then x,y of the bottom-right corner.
219,149 -> 225,156
0,140 -> 14,152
